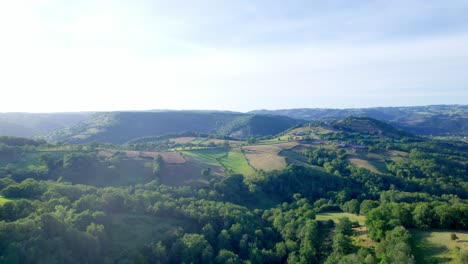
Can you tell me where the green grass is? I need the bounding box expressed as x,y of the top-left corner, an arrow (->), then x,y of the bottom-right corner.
0,196 -> 13,205
219,149 -> 256,177
183,148 -> 226,166
184,148 -> 255,177
316,212 -> 366,225
411,229 -> 468,264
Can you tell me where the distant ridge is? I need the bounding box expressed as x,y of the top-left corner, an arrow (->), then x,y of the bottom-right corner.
250,105 -> 468,136
45,111 -> 304,144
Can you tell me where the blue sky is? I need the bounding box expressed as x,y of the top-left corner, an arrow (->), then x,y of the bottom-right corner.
1,0 -> 467,112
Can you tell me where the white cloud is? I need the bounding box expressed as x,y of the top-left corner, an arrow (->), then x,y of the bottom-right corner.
0,1 -> 467,112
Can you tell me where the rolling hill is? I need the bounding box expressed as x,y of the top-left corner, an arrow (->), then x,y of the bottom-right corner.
45,111 -> 304,144
250,105 -> 468,136
0,112 -> 93,137
331,116 -> 411,138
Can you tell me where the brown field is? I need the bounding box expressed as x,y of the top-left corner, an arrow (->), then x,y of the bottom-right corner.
349,158 -> 381,174
204,139 -> 241,146
243,142 -> 297,171
170,137 -> 196,144
99,150 -> 186,163
244,151 -> 286,171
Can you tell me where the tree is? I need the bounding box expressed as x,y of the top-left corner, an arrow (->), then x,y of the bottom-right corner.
332,233 -> 353,256
171,234 -> 214,264
376,226 -> 414,264
201,168 -> 211,177
142,241 -> 168,264
342,199 -> 360,214
359,200 -> 379,215
153,155 -> 164,176
218,229 -> 232,251
336,217 -> 353,236
215,250 -> 242,264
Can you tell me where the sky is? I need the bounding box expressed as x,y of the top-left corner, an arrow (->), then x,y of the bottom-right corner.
1,0 -> 468,112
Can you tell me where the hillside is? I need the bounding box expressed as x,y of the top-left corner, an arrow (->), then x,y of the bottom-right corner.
331,116 -> 411,138
0,117 -> 467,263
46,111 -> 303,144
250,105 -> 468,136
0,112 -> 93,137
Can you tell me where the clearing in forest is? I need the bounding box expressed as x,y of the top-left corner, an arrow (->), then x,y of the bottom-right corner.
411,229 -> 468,264
315,212 -> 366,225
349,158 -> 381,174
0,196 -> 13,205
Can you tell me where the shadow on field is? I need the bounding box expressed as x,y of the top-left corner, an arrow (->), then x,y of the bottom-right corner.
412,231 -> 449,264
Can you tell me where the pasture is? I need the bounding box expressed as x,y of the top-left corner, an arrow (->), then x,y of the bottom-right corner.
183,148 -> 255,177
315,211 -> 366,225
411,229 -> 468,264
242,142 -> 297,171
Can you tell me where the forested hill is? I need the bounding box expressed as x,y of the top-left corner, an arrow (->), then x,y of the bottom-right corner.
45,111 -> 304,144
331,116 -> 412,138
0,112 -> 92,137
250,105 -> 468,136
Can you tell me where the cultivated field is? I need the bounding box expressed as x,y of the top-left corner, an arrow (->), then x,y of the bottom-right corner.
170,137 -> 196,144
242,143 -> 297,171
349,158 -> 381,174
183,147 -> 255,177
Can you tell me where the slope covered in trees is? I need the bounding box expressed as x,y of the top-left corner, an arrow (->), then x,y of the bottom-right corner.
0,113 -> 92,138
250,105 -> 468,136
45,111 -> 303,144
0,114 -> 467,263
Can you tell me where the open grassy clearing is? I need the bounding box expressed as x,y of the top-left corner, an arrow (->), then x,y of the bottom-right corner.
190,138 -> 209,145
99,150 -> 185,163
183,148 -> 256,177
0,196 -> 13,205
346,150 -> 388,174
411,229 -> 468,264
349,158 -> 381,174
388,150 -> 410,162
316,212 -> 366,225
170,137 -> 196,144
182,148 -> 226,166
316,212 -> 376,249
219,148 -> 256,177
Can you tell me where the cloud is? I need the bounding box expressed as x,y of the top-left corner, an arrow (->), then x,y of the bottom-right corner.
0,1 -> 467,112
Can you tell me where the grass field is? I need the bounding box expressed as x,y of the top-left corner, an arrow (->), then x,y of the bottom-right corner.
242,143 -> 296,171
219,149 -> 256,176
316,212 -> 376,249
316,211 -> 366,225
349,158 -> 381,174
190,138 -> 209,145
184,148 -> 256,177
0,196 -> 13,205
170,137 -> 196,144
411,229 -> 468,264
347,150 -> 389,174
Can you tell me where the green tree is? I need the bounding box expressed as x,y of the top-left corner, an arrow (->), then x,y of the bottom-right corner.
172,234 -> 214,264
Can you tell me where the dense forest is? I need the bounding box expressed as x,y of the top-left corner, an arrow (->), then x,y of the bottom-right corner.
0,115 -> 467,263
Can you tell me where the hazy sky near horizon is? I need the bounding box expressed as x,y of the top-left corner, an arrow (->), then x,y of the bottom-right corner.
1,0 -> 468,112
